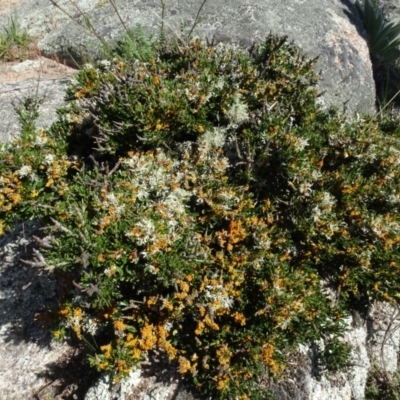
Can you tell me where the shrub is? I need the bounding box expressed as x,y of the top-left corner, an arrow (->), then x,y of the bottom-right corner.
2,33 -> 400,398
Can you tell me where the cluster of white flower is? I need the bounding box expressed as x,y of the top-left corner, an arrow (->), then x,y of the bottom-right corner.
293,137 -> 309,152
104,265 -> 117,277
199,126 -> 227,150
17,165 -> 32,178
226,92 -> 250,125
44,153 -> 55,165
254,233 -> 272,251
298,181 -> 313,196
33,133 -> 48,147
129,218 -> 157,246
367,215 -> 400,239
82,317 -> 101,336
204,283 -> 234,310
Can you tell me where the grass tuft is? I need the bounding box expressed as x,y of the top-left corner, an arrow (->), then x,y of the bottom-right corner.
0,15 -> 37,61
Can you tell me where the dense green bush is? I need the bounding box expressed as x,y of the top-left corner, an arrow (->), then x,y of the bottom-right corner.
2,34 -> 400,398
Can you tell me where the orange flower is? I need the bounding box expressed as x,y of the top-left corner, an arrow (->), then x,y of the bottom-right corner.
262,344 -> 282,375
232,312 -> 246,326
124,333 -> 138,348
59,307 -> 70,317
178,356 -> 191,374
216,345 -> 232,366
162,299 -> 174,311
140,323 -> 157,350
100,344 -> 112,358
73,307 -> 83,319
195,321 -> 204,335
53,330 -> 62,339
215,374 -> 230,391
114,320 -> 126,331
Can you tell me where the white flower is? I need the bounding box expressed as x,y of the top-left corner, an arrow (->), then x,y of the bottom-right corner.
218,296 -> 234,310
226,93 -> 249,124
82,318 -> 100,336
311,170 -> 322,181
295,137 -> 309,152
164,322 -> 173,331
44,154 -> 55,165
104,265 -> 117,277
199,126 -> 227,149
167,219 -> 178,229
312,206 -> 322,223
145,264 -> 157,274
137,189 -> 149,200
204,284 -> 234,309
258,239 -> 272,250
298,181 -> 313,196
388,194 -> 400,205
320,192 -> 336,210
34,134 -> 48,147
114,205 -> 125,216
140,250 -> 148,258
17,165 -> 32,178
106,192 -> 119,206
99,59 -> 111,68
214,77 -> 225,90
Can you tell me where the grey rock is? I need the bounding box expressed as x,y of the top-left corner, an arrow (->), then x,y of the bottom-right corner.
0,76 -> 73,142
369,0 -> 400,21
0,0 -> 376,118
368,301 -> 400,373
270,310 -> 400,400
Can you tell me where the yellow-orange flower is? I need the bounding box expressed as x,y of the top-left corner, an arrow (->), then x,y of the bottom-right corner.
232,312 -> 246,326
124,333 -> 138,348
59,306 -> 70,317
53,330 -> 62,339
178,356 -> 191,374
262,344 -> 282,375
215,374 -> 229,391
114,320 -> 126,331
140,323 -> 157,350
100,344 -> 112,358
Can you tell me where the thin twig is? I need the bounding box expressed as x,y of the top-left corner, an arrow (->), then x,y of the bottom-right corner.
186,0 -> 208,41
108,0 -> 130,34
375,86 -> 400,118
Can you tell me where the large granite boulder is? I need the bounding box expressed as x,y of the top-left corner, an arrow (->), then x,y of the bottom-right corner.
0,0 -> 376,118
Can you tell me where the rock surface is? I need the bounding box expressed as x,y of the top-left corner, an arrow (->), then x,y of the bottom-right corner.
370,0 -> 400,21
0,0 -> 376,119
0,221 -> 74,400
0,0 -> 399,399
0,57 -> 78,142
